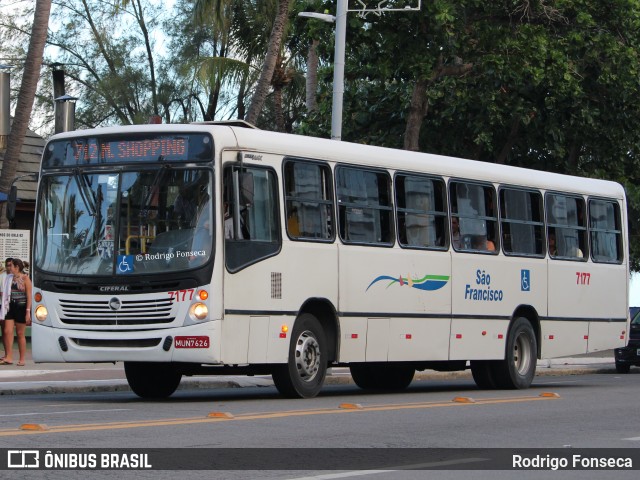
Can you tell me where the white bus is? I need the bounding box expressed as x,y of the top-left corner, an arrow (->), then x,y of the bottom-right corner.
31,122 -> 629,398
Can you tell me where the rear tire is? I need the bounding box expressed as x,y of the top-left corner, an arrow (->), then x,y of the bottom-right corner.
124,362 -> 182,399
470,360 -> 498,389
272,314 -> 327,398
350,364 -> 415,390
493,317 -> 537,389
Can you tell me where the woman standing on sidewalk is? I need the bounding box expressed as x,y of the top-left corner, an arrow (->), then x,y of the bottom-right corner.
0,259 -> 32,366
0,258 -> 13,363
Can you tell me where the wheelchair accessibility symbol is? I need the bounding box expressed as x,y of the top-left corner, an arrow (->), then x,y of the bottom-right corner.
117,255 -> 135,274
521,269 -> 530,292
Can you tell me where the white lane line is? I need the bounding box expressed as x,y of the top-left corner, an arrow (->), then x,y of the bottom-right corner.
1,379 -> 125,386
623,436 -> 640,441
0,409 -> 131,418
534,380 -> 580,385
286,458 -> 488,479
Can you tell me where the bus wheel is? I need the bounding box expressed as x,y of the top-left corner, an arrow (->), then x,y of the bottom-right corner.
272,314 -> 327,398
470,361 -> 498,389
494,317 -> 537,389
124,362 -> 182,399
350,364 -> 415,390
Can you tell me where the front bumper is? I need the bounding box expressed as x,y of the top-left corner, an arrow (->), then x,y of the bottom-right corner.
31,322 -> 220,364
614,342 -> 640,367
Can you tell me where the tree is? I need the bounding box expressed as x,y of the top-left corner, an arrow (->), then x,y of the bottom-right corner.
244,0 -> 291,125
0,0 -> 51,228
45,0 -> 185,127
298,0 -> 640,268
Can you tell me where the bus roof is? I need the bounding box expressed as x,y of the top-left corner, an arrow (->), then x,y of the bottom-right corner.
48,123 -> 625,200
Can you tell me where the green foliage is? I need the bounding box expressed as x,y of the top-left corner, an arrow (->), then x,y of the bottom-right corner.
297,0 -> 640,268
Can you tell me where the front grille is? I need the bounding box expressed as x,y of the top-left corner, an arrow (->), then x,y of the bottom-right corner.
70,338 -> 162,348
59,297 -> 175,326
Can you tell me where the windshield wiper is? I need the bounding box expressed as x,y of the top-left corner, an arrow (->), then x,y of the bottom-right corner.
73,168 -> 97,216
141,162 -> 172,211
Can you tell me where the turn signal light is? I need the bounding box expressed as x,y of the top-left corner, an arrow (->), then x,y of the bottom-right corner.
34,292 -> 43,302
199,290 -> 209,301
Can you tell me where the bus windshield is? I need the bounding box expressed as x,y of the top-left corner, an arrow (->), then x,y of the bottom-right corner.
34,168 -> 214,276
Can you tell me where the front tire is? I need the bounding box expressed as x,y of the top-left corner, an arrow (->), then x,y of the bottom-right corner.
493,317 -> 537,389
124,362 -> 182,399
272,314 -> 327,398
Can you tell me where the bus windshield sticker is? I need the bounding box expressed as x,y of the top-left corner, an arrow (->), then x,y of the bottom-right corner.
366,274 -> 449,292
116,255 -> 135,274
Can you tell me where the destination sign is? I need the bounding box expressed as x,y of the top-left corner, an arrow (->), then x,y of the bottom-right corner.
43,133 -> 213,166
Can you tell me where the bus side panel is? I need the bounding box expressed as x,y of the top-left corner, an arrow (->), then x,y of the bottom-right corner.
547,260 -> 626,356
339,247 -> 452,362
388,317 -> 450,361
222,241 -> 338,364
588,321 -> 626,353
338,317 -> 367,362
585,263 -> 628,353
450,255 -> 546,360
366,318 -> 389,361
220,315 -> 250,364
540,320 -> 588,358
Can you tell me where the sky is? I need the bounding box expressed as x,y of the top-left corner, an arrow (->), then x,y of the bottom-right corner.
630,274 -> 640,307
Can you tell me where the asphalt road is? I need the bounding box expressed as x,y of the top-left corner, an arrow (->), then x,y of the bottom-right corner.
0,369 -> 638,479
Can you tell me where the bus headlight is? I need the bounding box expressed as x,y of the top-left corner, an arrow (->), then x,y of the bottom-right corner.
189,303 -> 208,321
35,305 -> 48,322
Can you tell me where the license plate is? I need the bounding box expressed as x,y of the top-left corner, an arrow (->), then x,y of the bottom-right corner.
174,336 -> 210,348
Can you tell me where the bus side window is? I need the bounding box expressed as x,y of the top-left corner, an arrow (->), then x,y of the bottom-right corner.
589,198 -> 623,263
336,166 -> 393,246
499,188 -> 544,257
224,164 -> 281,272
395,174 -> 447,249
449,181 -> 497,253
546,193 -> 587,261
283,160 -> 334,241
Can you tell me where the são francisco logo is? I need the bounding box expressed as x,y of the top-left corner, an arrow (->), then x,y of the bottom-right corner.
366,274 -> 450,292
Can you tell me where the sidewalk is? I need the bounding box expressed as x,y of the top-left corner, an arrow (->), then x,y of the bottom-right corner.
0,347 -> 619,396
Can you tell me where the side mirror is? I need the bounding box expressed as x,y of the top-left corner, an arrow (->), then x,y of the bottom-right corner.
6,185 -> 17,222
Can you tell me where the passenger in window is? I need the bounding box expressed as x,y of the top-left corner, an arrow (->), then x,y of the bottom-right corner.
548,232 -> 557,256
471,235 -> 491,251
568,245 -> 584,258
287,207 -> 300,237
486,239 -> 496,251
451,217 -> 461,249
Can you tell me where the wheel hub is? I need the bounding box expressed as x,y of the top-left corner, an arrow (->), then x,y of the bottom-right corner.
513,333 -> 532,375
294,330 -> 321,382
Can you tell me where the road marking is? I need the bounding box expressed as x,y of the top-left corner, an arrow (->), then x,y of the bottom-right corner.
623,436 -> 640,441
0,409 -> 131,418
287,458 -> 489,479
0,394 -> 560,437
534,380 -> 580,385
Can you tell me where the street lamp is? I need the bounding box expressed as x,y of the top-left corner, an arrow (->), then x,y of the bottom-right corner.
299,0 -> 347,141
0,64 -> 13,151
